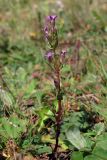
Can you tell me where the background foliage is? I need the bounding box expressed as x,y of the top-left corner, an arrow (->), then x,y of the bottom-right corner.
0,0 -> 107,159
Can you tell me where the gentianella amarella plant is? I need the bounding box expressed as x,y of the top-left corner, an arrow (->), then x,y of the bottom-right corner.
44,15 -> 67,160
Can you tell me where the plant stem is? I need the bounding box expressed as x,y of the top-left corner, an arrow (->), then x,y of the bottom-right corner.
51,68 -> 63,160
54,99 -> 62,154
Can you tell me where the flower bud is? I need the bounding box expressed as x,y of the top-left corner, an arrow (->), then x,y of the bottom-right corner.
47,15 -> 57,27
44,15 -> 58,50
60,49 -> 67,59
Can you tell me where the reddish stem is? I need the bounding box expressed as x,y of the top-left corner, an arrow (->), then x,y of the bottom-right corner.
51,67 -> 63,160
54,99 -> 62,152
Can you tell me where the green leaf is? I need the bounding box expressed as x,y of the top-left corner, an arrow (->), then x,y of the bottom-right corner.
71,151 -> 83,160
41,134 -> 68,150
36,107 -> 53,132
84,155 -> 102,160
94,123 -> 105,137
35,90 -> 43,106
16,67 -> 27,82
84,138 -> 107,160
24,80 -> 36,98
97,133 -> 107,142
92,141 -> 107,159
66,127 -> 88,150
92,11 -> 105,26
36,145 -> 52,155
22,139 -> 32,149
0,89 -> 13,107
0,115 -> 27,140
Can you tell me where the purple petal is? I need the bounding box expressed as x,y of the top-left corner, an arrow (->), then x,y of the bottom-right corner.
47,15 -> 57,21
45,51 -> 54,62
50,15 -> 57,20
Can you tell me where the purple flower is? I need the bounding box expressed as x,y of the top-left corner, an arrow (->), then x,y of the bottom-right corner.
47,15 -> 57,22
60,49 -> 67,59
44,15 -> 58,50
44,15 -> 57,39
45,51 -> 54,62
46,15 -> 57,28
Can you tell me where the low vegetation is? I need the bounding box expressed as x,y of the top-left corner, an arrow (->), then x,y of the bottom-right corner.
0,0 -> 107,159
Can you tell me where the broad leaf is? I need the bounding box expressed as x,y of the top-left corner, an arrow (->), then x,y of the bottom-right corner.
0,88 -> 13,107
94,123 -> 105,137
92,141 -> 107,159
0,115 -> 27,140
84,155 -> 102,160
66,127 -> 88,150
36,107 -> 53,132
71,151 -> 83,160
